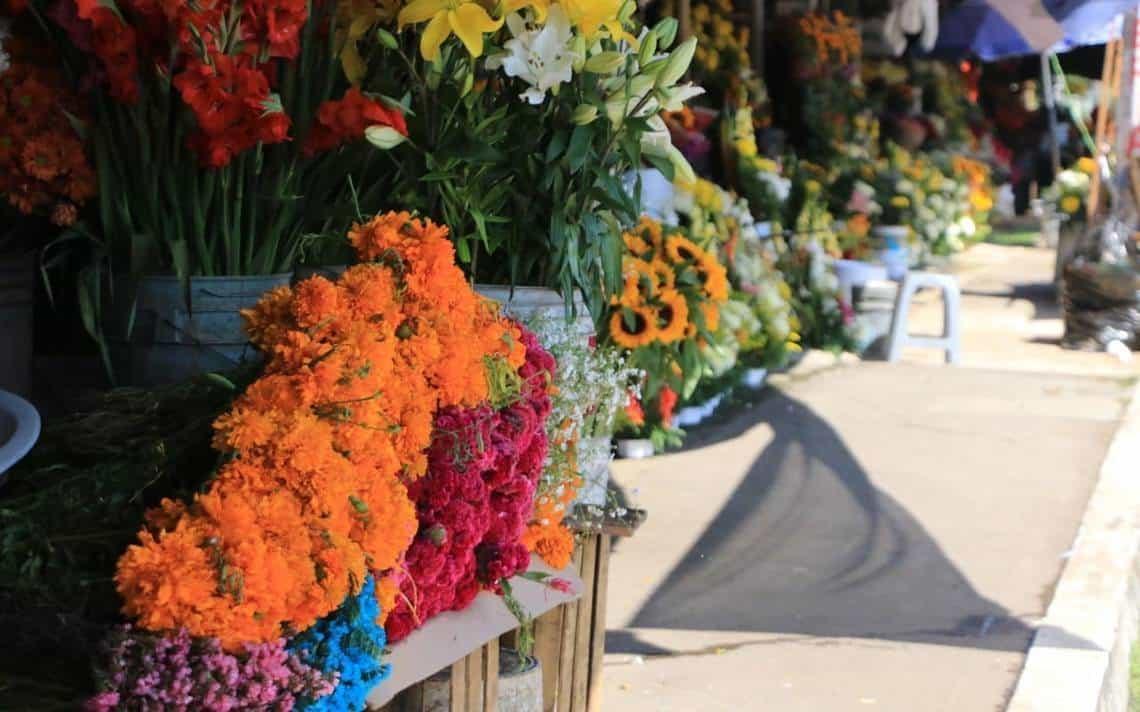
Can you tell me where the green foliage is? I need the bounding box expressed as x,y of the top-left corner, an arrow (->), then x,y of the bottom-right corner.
0,375 -> 242,708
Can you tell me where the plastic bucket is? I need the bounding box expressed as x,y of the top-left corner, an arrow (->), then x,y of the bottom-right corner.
115,273 -> 291,386
0,253 -> 35,396
574,435 -> 613,507
0,389 -> 40,485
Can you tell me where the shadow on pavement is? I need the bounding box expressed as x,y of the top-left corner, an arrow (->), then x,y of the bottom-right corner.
961,282 -> 1060,321
615,388 -> 1082,656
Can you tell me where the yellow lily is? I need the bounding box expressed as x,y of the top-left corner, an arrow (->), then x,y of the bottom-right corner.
398,0 -> 503,60
561,0 -> 636,43
500,0 -> 548,22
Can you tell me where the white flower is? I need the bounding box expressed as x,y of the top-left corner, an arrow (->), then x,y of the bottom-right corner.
659,82 -> 705,112
756,171 -> 792,203
959,216 -> 977,237
896,179 -> 915,194
497,7 -> 577,105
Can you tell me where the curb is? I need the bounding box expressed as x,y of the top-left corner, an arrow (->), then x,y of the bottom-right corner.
1007,379 -> 1140,712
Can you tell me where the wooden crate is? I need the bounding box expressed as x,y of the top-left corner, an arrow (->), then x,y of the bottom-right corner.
532,509 -> 646,712
381,640 -> 500,712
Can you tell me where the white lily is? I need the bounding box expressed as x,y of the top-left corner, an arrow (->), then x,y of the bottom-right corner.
496,6 -> 577,105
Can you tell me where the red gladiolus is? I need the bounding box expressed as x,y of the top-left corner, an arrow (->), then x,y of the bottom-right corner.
303,87 -> 408,157
174,53 -> 290,168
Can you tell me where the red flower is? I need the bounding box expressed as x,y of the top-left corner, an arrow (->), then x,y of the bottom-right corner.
303,88 -> 407,156
624,391 -> 645,426
548,577 -> 574,594
658,386 -> 678,427
173,53 -> 290,167
243,0 -> 308,59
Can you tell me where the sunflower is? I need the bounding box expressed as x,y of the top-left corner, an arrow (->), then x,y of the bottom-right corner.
609,306 -> 658,348
624,231 -> 652,257
700,302 -> 720,331
650,257 -> 675,289
655,289 -> 689,343
695,254 -> 730,301
664,234 -> 705,264
628,216 -> 664,252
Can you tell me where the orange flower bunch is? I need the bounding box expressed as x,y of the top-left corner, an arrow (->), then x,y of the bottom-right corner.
796,11 -> 861,67
0,60 -> 96,225
952,156 -> 994,214
521,418 -> 581,570
115,212 -> 524,649
607,216 -> 730,350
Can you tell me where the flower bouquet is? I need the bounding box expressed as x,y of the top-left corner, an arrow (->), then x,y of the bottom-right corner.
1043,157 -> 1096,221
344,0 -> 703,317
605,216 -> 729,452
0,211 -> 570,708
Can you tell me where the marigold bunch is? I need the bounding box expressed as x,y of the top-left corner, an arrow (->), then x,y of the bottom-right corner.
0,60 -> 96,224
115,212 -> 523,649
796,11 -> 861,68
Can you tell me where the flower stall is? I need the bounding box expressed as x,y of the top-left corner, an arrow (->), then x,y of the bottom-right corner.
0,0 -> 1021,706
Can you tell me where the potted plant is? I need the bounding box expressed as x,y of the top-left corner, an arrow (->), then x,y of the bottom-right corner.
343,0 -> 702,323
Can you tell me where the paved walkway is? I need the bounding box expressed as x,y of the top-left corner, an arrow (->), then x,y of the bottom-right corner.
601,244 -> 1138,711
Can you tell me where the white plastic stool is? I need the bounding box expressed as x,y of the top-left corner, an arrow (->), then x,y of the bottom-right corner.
885,272 -> 961,364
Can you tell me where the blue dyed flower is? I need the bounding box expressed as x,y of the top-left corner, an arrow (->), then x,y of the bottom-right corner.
290,576 -> 391,712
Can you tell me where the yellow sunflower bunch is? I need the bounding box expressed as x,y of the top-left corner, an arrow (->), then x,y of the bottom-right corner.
607,216 -> 730,350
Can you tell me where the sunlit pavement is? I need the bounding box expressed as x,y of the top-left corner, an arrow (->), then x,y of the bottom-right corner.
601,244 -> 1138,711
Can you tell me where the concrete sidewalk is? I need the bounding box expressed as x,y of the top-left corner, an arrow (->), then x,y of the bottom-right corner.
601,245 -> 1138,711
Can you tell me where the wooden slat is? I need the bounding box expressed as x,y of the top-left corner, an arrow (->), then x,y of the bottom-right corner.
484,642 -> 499,712
586,535 -> 610,712
534,606 -> 565,712
570,536 -> 599,712
466,645 -> 484,712
450,657 -> 468,712
555,545 -> 585,712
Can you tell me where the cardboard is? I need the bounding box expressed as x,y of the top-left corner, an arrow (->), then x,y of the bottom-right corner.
366,559 -> 583,708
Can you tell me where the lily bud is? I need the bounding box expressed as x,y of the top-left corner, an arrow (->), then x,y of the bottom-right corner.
584,51 -> 625,74
658,36 -> 697,88
639,56 -> 668,77
571,35 -> 587,72
638,30 -> 658,66
376,27 -> 399,49
654,17 -> 678,49
365,125 -> 408,150
571,104 -> 599,125
618,0 -> 635,23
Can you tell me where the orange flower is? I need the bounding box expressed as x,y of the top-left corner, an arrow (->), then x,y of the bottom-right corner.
658,386 -> 678,427
116,212 -> 529,649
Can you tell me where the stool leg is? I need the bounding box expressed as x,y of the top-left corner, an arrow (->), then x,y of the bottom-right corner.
942,283 -> 962,365
885,276 -> 915,362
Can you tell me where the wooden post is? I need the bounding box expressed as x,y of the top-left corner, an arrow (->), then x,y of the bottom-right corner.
1089,38 -> 1122,220
750,0 -> 765,77
678,0 -> 691,42
585,537 -> 610,712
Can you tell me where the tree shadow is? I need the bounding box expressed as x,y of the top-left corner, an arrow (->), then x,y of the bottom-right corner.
615,389 -> 1089,656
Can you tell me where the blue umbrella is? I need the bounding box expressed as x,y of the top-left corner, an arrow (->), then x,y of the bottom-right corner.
933,0 -> 1138,60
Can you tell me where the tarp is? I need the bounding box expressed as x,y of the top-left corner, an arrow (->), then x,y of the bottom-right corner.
933,0 -> 1140,60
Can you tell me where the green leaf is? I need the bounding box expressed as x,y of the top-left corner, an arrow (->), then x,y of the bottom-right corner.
645,154 -> 675,182
545,129 -> 570,162
566,125 -> 592,174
